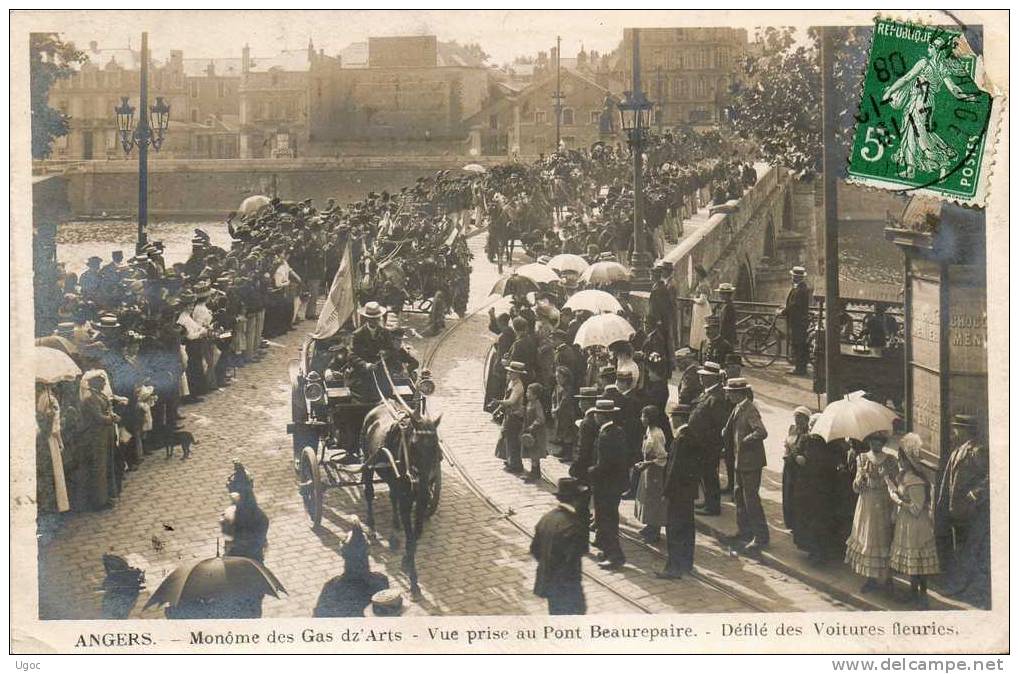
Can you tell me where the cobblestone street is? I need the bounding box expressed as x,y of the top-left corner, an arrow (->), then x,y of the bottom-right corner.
37,225 -> 846,619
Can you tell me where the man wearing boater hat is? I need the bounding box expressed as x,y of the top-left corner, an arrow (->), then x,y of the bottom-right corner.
351,301 -> 390,366
531,477 -> 591,614
687,361 -> 730,516
715,282 -> 738,347
777,265 -> 811,376
721,378 -> 769,552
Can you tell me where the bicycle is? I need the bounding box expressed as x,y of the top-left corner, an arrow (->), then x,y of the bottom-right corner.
738,313 -> 817,369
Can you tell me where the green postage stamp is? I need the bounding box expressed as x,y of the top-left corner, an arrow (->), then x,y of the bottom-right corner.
847,18 -> 999,206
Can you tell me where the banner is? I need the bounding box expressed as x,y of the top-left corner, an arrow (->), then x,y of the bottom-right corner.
310,242 -> 357,339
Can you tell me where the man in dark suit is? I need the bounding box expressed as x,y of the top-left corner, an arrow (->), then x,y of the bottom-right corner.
778,266 -> 811,376
351,301 -> 390,365
649,260 -> 677,358
588,399 -> 629,569
722,378 -> 770,552
701,316 -> 734,367
507,316 -> 538,386
659,424 -> 702,578
715,282 -> 738,346
674,347 -> 703,405
568,387 -> 601,485
688,361 -> 729,516
531,477 -> 591,615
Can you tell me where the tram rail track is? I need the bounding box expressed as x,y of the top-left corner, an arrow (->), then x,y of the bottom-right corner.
422,291 -> 770,615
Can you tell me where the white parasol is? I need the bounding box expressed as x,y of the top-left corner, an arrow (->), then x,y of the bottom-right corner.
573,313 -> 635,350
563,289 -> 623,315
515,262 -> 561,285
811,390 -> 900,443
35,346 -> 81,384
547,253 -> 590,276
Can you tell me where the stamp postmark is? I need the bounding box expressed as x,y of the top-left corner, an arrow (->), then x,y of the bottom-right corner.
847,17 -> 997,206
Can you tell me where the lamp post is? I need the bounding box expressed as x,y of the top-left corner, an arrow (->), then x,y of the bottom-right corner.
114,32 -> 170,251
618,29 -> 654,287
552,34 -> 564,150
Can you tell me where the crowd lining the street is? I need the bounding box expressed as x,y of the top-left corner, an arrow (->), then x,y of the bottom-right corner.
33,127 -> 989,618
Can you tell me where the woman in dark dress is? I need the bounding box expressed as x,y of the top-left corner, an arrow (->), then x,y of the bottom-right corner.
789,414 -> 844,561
781,406 -> 812,536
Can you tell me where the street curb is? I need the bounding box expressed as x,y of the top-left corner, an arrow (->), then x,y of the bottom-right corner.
692,515 -> 960,612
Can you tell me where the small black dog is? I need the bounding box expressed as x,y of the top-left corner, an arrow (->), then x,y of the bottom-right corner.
163,430 -> 197,460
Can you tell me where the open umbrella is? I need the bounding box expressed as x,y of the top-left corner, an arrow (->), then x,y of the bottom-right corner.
515,262 -> 561,285
35,335 -> 79,358
35,346 -> 81,384
547,253 -> 590,276
239,195 -> 271,216
573,313 -> 635,350
812,390 -> 900,443
462,163 -> 487,174
144,555 -> 286,611
490,273 -> 540,297
580,261 -> 631,286
563,289 -> 623,315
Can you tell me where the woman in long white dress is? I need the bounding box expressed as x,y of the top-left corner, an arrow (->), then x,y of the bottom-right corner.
687,264 -> 712,352
634,406 -> 669,543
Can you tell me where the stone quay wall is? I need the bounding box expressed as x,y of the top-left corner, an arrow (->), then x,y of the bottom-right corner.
37,156 -> 517,219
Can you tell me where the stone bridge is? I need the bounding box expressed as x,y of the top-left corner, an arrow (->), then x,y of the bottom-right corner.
662,163 -> 820,307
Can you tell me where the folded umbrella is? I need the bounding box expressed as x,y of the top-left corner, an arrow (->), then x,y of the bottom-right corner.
563,289 -> 623,315
573,313 -> 635,350
35,346 -> 81,384
812,390 -> 900,443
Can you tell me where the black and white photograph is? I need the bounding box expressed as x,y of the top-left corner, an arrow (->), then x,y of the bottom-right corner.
9,8 -> 1009,658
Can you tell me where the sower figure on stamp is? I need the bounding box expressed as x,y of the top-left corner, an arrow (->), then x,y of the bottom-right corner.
531,477 -> 591,615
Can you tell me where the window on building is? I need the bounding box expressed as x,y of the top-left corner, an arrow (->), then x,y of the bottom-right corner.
654,109 -> 663,126
590,110 -> 600,125
218,81 -> 226,98
489,114 -> 498,130
534,110 -> 547,124
191,109 -> 198,123
561,108 -> 574,126
189,81 -> 198,98
562,135 -> 575,148
679,79 -> 689,99
535,135 -> 547,151
106,130 -> 117,150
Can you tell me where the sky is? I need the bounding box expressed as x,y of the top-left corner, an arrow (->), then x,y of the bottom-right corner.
40,10 -> 779,65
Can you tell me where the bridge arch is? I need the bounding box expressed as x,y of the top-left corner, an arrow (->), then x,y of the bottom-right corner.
736,256 -> 754,302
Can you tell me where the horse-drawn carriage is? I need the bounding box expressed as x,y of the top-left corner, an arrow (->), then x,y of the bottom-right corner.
286,334 -> 442,594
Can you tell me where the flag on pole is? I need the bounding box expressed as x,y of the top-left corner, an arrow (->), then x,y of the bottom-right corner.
310,242 -> 357,339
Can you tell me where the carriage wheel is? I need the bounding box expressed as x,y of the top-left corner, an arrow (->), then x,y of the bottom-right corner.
425,467 -> 442,518
740,325 -> 781,368
298,446 -> 323,528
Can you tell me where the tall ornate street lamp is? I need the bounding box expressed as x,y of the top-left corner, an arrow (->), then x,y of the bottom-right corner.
114,32 -> 170,250
618,28 -> 654,287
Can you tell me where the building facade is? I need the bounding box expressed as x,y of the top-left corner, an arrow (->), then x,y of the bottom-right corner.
613,27 -> 748,127
183,59 -> 241,158
467,68 -> 616,158
306,36 -> 490,156
46,42 -> 191,159
238,43 -> 312,159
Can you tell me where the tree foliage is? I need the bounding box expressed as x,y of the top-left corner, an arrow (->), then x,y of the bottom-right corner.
727,26 -> 870,177
30,32 -> 87,159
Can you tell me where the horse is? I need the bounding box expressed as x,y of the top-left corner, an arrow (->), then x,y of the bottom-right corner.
359,387 -> 442,598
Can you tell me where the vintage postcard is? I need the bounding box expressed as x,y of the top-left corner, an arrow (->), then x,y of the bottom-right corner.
9,9 -> 1009,658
